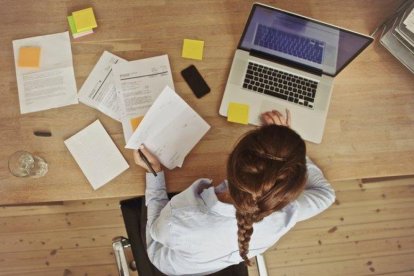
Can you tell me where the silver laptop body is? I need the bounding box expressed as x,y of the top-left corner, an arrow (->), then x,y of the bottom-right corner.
219,3 -> 372,143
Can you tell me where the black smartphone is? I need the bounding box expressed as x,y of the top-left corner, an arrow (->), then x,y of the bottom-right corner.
181,65 -> 210,98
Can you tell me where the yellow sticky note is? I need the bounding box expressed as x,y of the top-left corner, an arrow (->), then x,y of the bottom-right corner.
182,39 -> 204,60
227,103 -> 249,125
72,7 -> 97,32
18,47 -> 41,68
130,116 -> 144,131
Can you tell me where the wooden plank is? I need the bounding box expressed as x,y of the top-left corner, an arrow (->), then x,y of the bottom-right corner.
0,246 -> 116,273
1,264 -> 120,276
294,201 -> 414,230
0,197 -> 125,218
0,209 -> 124,234
332,177 -> 414,192
0,227 -> 127,254
264,252 -> 414,275
280,218 -> 414,249
264,235 -> 414,268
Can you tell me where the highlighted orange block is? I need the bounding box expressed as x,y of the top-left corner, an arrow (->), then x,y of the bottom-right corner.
18,47 -> 41,68
130,116 -> 144,131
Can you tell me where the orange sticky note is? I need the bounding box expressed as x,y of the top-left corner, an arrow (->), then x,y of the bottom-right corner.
227,102 -> 249,125
182,39 -> 204,60
18,47 -> 41,68
130,116 -> 144,131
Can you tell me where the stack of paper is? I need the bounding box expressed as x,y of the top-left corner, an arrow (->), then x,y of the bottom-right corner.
380,1 -> 414,73
125,86 -> 210,170
112,54 -> 175,143
67,7 -> 97,39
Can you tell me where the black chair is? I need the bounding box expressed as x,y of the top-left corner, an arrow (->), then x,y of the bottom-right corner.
112,194 -> 249,276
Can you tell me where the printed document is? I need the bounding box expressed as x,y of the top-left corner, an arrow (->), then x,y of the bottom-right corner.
125,86 -> 210,170
64,120 -> 129,190
12,32 -> 78,114
78,51 -> 126,121
112,54 -> 174,143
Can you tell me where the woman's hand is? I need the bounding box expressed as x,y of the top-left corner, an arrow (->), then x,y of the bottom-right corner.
261,109 -> 291,127
133,145 -> 162,173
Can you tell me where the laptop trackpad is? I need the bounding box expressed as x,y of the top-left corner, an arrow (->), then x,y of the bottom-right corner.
259,101 -> 288,116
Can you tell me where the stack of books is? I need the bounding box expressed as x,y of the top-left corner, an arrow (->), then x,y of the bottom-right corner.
67,7 -> 98,39
380,0 -> 414,73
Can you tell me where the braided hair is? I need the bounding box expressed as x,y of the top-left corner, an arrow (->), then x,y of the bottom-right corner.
227,125 -> 307,265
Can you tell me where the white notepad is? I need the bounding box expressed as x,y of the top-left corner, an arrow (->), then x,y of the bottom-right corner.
64,120 -> 129,190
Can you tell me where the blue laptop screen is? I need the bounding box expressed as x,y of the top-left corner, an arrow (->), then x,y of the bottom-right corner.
239,5 -> 373,76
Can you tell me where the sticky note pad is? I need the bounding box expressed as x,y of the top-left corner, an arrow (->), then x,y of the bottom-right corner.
67,15 -> 80,34
18,47 -> 41,68
227,103 -> 249,125
72,7 -> 97,32
67,15 -> 93,38
182,39 -> 204,60
130,116 -> 144,131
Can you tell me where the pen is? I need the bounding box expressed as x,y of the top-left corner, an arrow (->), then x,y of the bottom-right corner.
33,131 -> 52,137
138,149 -> 157,177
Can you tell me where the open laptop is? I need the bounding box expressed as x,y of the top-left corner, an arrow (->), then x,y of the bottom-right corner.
219,3 -> 373,143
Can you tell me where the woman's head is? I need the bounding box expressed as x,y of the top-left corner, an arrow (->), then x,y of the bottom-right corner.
227,124 -> 307,265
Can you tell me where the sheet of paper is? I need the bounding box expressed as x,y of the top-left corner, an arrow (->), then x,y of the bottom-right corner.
113,54 -> 174,143
403,8 -> 414,33
64,120 -> 129,190
182,39 -> 205,60
125,86 -> 210,169
227,102 -> 249,125
78,51 -> 126,122
12,31 -> 78,114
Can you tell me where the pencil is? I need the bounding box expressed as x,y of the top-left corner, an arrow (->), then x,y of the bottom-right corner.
138,149 -> 157,177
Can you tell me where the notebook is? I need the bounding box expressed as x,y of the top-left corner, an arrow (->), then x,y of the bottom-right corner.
64,120 -> 129,190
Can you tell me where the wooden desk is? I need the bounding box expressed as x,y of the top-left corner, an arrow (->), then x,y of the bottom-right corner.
0,0 -> 413,205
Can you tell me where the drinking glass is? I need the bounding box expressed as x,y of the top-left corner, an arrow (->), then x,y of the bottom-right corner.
8,151 -> 48,178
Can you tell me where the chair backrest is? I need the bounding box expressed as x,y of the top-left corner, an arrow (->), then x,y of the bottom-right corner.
120,195 -> 248,276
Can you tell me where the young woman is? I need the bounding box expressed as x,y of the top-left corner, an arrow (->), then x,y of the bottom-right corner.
133,110 -> 335,276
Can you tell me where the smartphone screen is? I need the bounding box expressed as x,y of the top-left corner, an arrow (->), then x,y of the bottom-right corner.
181,65 -> 210,98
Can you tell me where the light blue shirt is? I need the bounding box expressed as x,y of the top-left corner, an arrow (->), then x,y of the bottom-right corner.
145,158 -> 335,276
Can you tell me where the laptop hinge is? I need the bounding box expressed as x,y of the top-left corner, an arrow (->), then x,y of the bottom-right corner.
249,49 -> 323,76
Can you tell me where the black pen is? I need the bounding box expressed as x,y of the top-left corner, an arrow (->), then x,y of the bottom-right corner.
138,149 -> 157,177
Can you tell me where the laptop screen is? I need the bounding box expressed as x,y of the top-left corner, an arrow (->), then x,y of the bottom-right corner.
238,4 -> 373,76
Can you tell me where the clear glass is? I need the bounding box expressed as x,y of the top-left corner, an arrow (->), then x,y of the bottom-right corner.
8,151 -> 48,178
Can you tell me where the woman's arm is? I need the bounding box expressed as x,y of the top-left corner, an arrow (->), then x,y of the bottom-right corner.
294,157 -> 336,222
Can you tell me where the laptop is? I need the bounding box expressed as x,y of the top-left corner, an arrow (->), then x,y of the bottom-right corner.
219,3 -> 373,143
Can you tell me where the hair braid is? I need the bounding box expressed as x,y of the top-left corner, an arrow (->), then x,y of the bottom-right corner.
235,211 -> 257,266
227,124 -> 307,266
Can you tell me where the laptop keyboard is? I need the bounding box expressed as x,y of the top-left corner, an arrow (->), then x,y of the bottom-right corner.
254,24 -> 325,64
242,62 -> 318,109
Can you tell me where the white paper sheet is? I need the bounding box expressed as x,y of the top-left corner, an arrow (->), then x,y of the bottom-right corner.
125,86 -> 210,170
78,51 -> 126,121
403,7 -> 414,33
64,120 -> 129,190
112,54 -> 174,143
12,31 -> 78,114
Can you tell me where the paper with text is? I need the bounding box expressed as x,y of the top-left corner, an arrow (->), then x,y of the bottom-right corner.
78,51 -> 126,121
64,120 -> 129,190
12,32 -> 78,114
113,54 -> 174,143
125,86 -> 210,170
